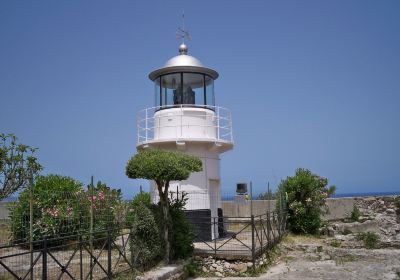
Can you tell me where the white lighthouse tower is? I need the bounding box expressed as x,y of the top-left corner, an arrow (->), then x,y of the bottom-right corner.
136,40 -> 233,238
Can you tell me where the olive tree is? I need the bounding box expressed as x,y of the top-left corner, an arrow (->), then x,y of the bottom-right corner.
125,149 -> 202,263
0,133 -> 42,200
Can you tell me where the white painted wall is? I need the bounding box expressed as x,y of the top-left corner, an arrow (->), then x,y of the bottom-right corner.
154,107 -> 217,140
149,142 -> 221,213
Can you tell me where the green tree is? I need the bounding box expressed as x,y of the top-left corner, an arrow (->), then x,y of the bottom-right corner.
276,168 -> 336,234
125,149 -> 202,263
0,133 -> 42,200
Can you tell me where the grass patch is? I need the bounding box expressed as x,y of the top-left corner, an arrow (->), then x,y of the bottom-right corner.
334,254 -> 357,265
283,233 -> 325,245
183,260 -> 201,277
356,232 -> 379,249
330,239 -> 341,248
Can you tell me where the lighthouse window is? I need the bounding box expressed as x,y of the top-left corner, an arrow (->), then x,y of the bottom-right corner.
156,72 -> 215,109
160,73 -> 181,107
183,73 -> 204,106
205,75 -> 215,107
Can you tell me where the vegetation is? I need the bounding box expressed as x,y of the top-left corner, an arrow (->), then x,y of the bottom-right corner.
9,174 -> 84,243
169,193 -> 194,259
0,133 -> 42,200
357,231 -> 379,249
126,149 -> 202,263
9,175 -> 123,245
128,193 -> 161,269
257,188 -> 276,200
86,181 -> 124,235
276,168 -> 336,234
330,239 -> 341,247
350,204 -> 361,222
394,196 -> 400,215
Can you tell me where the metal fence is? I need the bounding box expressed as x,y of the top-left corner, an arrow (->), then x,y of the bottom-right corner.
191,211 -> 287,266
0,182 -> 286,278
0,228 -> 134,280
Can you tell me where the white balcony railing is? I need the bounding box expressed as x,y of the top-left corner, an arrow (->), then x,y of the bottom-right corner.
137,105 -> 233,145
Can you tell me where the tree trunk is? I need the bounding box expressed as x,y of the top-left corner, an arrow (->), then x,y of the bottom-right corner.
158,182 -> 170,263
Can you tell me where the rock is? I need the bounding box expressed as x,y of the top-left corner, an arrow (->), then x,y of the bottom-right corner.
232,263 -> 247,273
209,266 -> 216,272
215,271 -> 224,277
386,208 -> 396,215
202,266 -> 208,273
246,262 -> 253,268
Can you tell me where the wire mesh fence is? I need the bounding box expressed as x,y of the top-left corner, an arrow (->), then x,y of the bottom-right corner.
0,228 -> 134,280
0,181 -> 286,278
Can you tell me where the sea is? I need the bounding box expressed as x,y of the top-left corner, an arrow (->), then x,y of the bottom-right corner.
2,191 -> 399,202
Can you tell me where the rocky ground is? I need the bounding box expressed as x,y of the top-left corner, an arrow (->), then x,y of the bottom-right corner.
192,196 -> 400,280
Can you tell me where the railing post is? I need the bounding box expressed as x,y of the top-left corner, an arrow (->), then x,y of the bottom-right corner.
107,229 -> 112,279
251,215 -> 256,271
145,109 -> 148,141
217,107 -> 220,140
42,236 -> 48,280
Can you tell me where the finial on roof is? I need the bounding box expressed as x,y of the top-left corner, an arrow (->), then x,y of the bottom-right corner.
176,12 -> 191,55
179,43 -> 188,55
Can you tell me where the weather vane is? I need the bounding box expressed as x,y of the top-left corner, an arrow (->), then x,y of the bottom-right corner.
176,12 -> 191,44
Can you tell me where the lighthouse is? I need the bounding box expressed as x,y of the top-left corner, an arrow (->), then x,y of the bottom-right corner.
136,41 -> 233,239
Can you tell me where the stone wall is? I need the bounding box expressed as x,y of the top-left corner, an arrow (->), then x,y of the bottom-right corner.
221,200 -> 276,217
0,202 -> 10,220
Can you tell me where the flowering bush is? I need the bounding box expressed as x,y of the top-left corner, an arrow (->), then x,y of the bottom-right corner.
9,174 -> 85,244
276,168 -> 336,234
9,175 -> 123,246
87,181 -> 124,239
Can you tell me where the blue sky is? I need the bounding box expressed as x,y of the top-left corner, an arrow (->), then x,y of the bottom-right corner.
1,1 -> 399,198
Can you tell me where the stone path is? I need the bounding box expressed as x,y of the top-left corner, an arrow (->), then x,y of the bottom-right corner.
193,235 -> 400,280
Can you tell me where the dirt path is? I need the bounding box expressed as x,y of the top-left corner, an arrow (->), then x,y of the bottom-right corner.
193,235 -> 400,280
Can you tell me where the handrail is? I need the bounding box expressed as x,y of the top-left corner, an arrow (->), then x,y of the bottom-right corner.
137,105 -> 233,144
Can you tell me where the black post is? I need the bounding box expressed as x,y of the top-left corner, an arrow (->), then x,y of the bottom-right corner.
251,215 -> 256,271
260,216 -> 263,251
129,227 -> 134,267
42,236 -> 48,280
266,212 -> 271,248
107,229 -> 112,279
213,217 -> 217,258
79,234 -> 83,280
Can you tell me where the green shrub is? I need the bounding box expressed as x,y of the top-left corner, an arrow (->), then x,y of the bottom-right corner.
9,174 -> 85,244
350,205 -> 361,222
169,193 -> 194,259
126,192 -> 151,226
330,239 -> 341,247
184,260 -> 200,277
357,231 -> 379,249
394,196 -> 400,215
88,182 -> 123,230
276,168 -> 336,234
9,175 -> 123,247
129,199 -> 161,269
